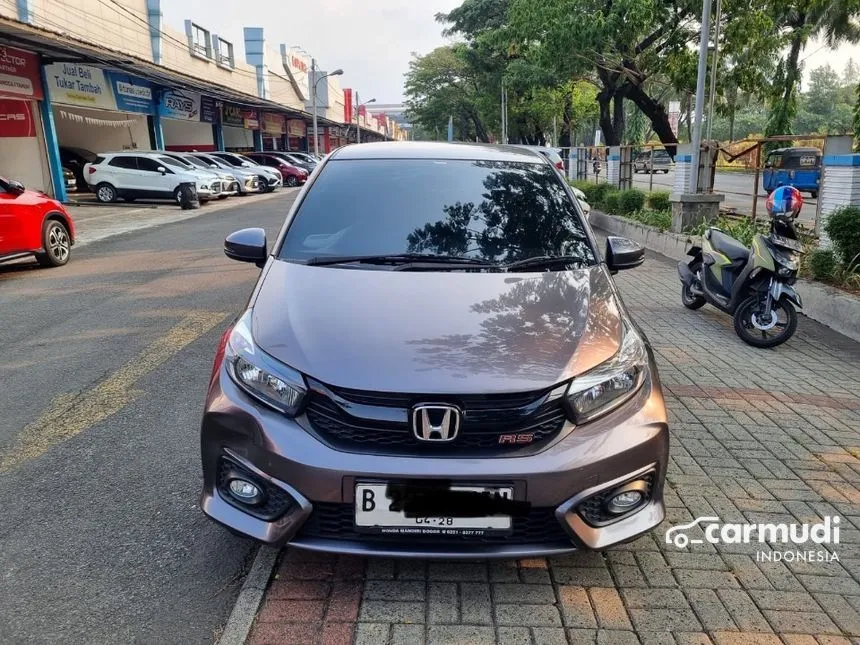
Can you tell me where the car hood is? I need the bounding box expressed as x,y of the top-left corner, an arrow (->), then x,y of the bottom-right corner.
251,261 -> 623,394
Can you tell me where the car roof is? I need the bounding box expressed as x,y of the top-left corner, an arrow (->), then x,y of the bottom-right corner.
770,147 -> 820,154
332,141 -> 547,163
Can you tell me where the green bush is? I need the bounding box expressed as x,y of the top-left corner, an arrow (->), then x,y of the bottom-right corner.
685,216 -> 766,247
602,189 -> 622,214
589,182 -> 615,208
617,189 -> 646,215
647,190 -> 671,212
626,209 -> 672,231
806,249 -> 838,281
824,206 -> 860,269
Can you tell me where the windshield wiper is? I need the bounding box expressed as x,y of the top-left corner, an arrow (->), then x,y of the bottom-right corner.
303,253 -> 496,268
502,255 -> 590,271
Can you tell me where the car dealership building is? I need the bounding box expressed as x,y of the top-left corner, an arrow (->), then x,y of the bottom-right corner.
0,0 -> 404,201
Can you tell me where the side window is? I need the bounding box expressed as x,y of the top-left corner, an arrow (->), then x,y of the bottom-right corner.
108,156 -> 137,169
138,157 -> 168,173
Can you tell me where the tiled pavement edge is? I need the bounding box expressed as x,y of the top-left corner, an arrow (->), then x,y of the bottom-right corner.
246,238 -> 860,645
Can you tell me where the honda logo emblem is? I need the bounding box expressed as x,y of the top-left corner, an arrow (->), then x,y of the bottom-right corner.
412,405 -> 460,442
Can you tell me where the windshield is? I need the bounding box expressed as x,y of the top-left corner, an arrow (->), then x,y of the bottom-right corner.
181,155 -> 210,169
199,155 -> 230,169
159,156 -> 192,169
279,159 -> 596,266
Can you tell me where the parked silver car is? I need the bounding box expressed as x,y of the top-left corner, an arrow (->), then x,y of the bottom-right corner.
189,153 -> 261,195
200,142 -> 668,558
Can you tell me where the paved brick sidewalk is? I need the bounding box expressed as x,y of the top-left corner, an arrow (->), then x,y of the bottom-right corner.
247,243 -> 860,645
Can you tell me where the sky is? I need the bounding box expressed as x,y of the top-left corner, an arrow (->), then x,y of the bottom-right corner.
162,0 -> 462,104
163,1 -> 860,103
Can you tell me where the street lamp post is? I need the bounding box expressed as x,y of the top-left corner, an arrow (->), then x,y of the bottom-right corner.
354,92 -> 376,144
311,60 -> 343,156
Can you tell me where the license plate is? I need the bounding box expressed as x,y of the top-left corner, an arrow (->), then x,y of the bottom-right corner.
355,483 -> 513,535
770,234 -> 804,252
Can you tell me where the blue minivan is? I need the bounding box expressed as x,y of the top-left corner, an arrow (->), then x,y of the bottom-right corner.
762,147 -> 821,198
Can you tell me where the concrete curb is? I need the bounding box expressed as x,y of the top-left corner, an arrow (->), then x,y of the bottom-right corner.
216,545 -> 280,645
590,209 -> 860,343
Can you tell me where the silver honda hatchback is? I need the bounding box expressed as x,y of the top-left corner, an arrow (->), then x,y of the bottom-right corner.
200,142 -> 669,558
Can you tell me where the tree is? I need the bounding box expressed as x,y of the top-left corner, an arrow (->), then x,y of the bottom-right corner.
404,46 -> 491,142
765,0 -> 860,138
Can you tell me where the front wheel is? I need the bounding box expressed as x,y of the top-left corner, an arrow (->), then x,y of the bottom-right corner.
285,175 -> 298,187
36,219 -> 71,267
733,295 -> 797,348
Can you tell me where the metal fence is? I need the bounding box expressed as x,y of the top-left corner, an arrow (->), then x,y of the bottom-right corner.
559,139 -> 825,232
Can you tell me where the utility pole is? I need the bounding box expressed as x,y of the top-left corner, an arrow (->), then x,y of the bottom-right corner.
690,0 -> 714,193
355,91 -> 360,145
311,58 -> 318,157
311,62 -> 343,157
706,0 -> 723,142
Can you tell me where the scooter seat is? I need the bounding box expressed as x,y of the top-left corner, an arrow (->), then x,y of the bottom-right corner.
708,229 -> 750,262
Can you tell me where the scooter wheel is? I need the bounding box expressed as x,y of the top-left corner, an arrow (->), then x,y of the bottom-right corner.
733,296 -> 797,348
681,284 -> 706,310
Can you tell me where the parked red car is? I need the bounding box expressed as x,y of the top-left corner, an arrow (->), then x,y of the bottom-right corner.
245,153 -> 308,187
0,176 -> 75,267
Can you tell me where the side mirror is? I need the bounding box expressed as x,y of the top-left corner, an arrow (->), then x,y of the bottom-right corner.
605,236 -> 644,273
157,166 -> 167,175
7,179 -> 25,195
225,228 -> 267,267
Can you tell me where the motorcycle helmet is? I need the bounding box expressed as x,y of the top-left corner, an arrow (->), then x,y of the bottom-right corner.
766,185 -> 803,219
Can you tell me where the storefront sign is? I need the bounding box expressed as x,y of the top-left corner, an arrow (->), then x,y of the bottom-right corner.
287,119 -> 306,137
261,112 -> 285,135
106,72 -> 154,114
158,88 -> 202,121
222,103 -> 259,129
0,46 -> 42,100
44,62 -> 113,110
283,46 -> 311,99
0,98 -> 35,137
200,95 -> 218,123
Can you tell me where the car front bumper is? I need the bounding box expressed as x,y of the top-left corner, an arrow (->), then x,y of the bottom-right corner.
200,359 -> 669,557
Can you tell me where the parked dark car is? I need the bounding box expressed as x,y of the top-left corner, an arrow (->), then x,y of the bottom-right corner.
245,152 -> 308,187
261,151 -> 317,173
59,147 -> 97,192
200,142 -> 668,558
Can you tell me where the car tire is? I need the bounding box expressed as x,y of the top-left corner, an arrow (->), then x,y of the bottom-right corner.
663,169 -> 669,174
36,218 -> 71,267
285,175 -> 298,187
733,296 -> 797,348
811,191 -> 818,198
95,183 -> 118,203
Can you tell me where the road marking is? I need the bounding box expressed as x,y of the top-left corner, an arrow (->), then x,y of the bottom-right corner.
0,310 -> 228,473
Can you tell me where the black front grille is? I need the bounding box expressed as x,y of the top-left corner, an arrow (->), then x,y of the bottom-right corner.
302,381 -> 569,456
217,457 -> 294,521
295,503 -> 574,546
577,472 -> 655,526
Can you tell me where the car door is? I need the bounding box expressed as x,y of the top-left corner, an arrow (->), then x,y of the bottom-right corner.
0,179 -> 25,255
104,155 -> 139,193
137,156 -> 176,198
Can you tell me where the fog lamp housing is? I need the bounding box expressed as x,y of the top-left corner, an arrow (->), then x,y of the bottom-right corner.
228,479 -> 263,505
604,480 -> 650,515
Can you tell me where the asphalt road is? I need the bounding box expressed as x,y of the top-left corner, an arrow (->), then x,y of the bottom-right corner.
628,168 -> 819,225
0,193 -> 296,644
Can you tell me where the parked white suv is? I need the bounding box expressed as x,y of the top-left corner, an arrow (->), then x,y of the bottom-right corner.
84,151 -> 222,203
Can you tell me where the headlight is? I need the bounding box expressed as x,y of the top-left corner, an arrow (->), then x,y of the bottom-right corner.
771,246 -> 798,272
565,326 -> 648,423
225,310 -> 307,415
